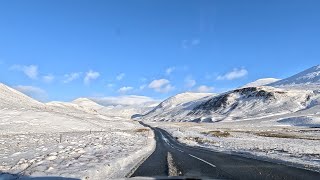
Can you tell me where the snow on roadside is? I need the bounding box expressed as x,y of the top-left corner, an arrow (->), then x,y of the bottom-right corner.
0,107 -> 156,179
278,116 -> 320,128
148,119 -> 320,172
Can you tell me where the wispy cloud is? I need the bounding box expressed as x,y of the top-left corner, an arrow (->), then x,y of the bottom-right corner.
184,76 -> 196,88
195,85 -> 214,93
140,77 -> 147,82
148,79 -> 174,93
84,70 -> 100,85
217,68 -> 248,80
165,67 -> 175,75
106,83 -> 114,88
116,73 -> 125,81
10,65 -> 38,79
14,85 -> 47,101
63,72 -> 81,83
42,74 -> 54,83
139,84 -> 147,90
118,86 -> 133,94
182,38 -> 200,49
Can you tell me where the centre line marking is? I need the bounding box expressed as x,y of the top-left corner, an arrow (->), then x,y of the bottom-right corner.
188,154 -> 216,168
177,149 -> 184,153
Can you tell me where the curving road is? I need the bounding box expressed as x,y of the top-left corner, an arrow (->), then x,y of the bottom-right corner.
131,122 -> 320,180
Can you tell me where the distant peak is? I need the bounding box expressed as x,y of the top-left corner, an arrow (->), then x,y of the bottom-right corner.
269,64 -> 320,87
72,97 -> 93,102
241,78 -> 280,88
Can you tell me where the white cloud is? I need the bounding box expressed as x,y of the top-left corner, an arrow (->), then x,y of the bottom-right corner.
116,73 -> 125,81
42,74 -> 54,83
91,95 -> 160,106
196,85 -> 214,93
10,65 -> 38,79
217,68 -> 248,80
165,67 -> 175,75
14,85 -> 47,101
84,70 -> 100,85
184,76 -> 196,88
148,79 -> 174,93
118,86 -> 133,94
63,72 -> 81,83
148,79 -> 169,89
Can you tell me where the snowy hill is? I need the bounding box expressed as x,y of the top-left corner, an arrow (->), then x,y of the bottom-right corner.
269,65 -> 320,88
241,78 -> 280,88
72,97 -> 156,118
189,86 -> 320,121
141,86 -> 320,122
0,83 -> 44,109
72,98 -> 105,110
142,92 -> 215,122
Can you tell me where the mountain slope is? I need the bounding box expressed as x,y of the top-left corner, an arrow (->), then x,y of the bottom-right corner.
189,86 -> 320,121
0,83 -> 44,109
269,65 -> 320,88
241,78 -> 280,88
142,92 -> 215,122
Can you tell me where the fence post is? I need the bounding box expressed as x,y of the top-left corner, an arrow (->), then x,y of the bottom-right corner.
59,134 -> 62,143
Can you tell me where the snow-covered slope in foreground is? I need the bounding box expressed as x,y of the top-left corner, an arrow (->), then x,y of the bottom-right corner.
0,83 -> 155,179
241,78 -> 280,88
269,65 -> 320,89
0,83 -> 44,109
142,92 -> 215,122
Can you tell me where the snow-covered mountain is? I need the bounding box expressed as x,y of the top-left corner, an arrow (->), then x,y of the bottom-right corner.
0,83 -> 44,109
0,82 -> 154,120
140,65 -> 320,123
142,92 -> 215,122
269,65 -> 320,88
241,78 -> 280,88
189,86 -> 320,121
142,86 -> 320,122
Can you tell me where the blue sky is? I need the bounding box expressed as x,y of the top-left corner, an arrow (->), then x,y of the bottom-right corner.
0,0 -> 320,102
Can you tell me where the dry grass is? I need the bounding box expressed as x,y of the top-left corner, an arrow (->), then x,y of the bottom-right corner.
254,131 -> 320,140
202,130 -> 231,138
254,132 -> 297,139
134,128 -> 150,133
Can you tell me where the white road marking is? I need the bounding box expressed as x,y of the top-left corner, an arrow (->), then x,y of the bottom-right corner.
160,131 -> 184,152
176,148 -> 184,153
188,154 -> 216,168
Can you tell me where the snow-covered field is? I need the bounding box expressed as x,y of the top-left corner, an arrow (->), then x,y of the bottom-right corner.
0,109 -> 155,179
147,113 -> 320,172
0,83 -> 155,179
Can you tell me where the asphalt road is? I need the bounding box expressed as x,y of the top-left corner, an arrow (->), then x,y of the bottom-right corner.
131,122 -> 320,180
